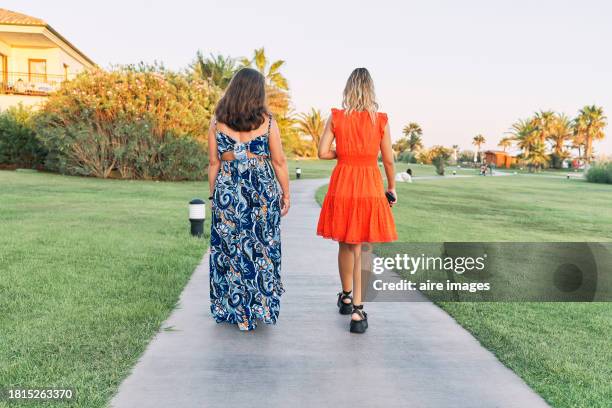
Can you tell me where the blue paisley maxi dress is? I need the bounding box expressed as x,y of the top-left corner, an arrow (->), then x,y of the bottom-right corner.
209,114 -> 284,331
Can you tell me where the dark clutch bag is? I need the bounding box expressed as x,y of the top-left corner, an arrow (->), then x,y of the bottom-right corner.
385,191 -> 396,205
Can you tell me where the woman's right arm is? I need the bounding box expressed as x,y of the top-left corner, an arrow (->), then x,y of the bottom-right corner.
208,118 -> 220,197
317,117 -> 336,160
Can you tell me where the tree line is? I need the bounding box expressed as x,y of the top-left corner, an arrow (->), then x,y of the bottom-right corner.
389,107 -> 607,170
505,107 -> 606,169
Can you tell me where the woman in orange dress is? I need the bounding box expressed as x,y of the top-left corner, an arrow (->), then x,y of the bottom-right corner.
317,68 -> 398,333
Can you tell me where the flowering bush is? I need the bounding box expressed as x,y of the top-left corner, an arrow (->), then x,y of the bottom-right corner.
416,148 -> 433,164
35,67 -> 220,179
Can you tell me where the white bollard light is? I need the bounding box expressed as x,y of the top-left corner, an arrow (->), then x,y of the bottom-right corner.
189,198 -> 206,237
296,167 -> 302,179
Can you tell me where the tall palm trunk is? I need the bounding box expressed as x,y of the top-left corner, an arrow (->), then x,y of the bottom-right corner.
584,125 -> 593,162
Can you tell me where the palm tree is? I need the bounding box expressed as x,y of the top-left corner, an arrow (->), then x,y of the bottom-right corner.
531,110 -> 556,144
394,123 -> 423,153
296,108 -> 325,157
240,47 -> 288,90
408,134 -> 423,152
403,123 -> 422,136
509,118 -> 537,158
498,137 -> 513,152
548,114 -> 572,155
573,105 -> 607,163
525,140 -> 549,172
547,114 -> 572,167
472,134 -> 486,162
452,144 -> 459,163
191,51 -> 236,89
393,122 -> 423,156
570,137 -> 584,159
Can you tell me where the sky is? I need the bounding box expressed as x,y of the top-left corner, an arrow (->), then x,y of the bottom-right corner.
6,0 -> 612,153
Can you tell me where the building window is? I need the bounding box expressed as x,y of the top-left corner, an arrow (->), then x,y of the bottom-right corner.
28,59 -> 47,82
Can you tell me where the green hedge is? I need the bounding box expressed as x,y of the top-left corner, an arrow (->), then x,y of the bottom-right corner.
0,105 -> 46,169
586,163 -> 612,184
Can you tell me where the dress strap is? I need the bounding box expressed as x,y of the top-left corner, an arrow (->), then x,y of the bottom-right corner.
267,113 -> 273,134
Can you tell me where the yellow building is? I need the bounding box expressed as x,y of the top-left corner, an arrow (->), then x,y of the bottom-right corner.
0,8 -> 95,110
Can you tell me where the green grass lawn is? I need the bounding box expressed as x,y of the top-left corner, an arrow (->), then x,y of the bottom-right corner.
288,159 -> 475,179
0,170 -> 209,408
288,159 -> 336,179
495,166 -> 585,176
2,163 -> 610,408
391,176 -> 610,241
316,173 -> 612,408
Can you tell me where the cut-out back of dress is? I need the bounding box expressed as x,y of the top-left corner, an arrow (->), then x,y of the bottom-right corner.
214,113 -> 272,160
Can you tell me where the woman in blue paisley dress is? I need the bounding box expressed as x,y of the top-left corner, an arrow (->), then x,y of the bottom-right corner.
207,68 -> 290,331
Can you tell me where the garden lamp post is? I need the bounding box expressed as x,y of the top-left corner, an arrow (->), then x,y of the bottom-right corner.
296,167 -> 302,179
189,198 -> 205,237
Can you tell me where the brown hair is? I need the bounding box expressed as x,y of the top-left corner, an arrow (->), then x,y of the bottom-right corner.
215,68 -> 268,131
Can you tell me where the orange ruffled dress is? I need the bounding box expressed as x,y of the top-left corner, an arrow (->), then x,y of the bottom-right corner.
317,108 -> 398,244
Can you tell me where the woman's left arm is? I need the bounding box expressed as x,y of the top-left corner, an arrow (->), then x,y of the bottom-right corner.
380,122 -> 397,205
268,118 -> 290,216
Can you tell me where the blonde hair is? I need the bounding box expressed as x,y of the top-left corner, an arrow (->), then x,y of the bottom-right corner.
342,67 -> 379,122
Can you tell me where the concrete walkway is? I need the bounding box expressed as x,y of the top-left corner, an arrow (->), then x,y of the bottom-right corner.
111,179 -> 549,408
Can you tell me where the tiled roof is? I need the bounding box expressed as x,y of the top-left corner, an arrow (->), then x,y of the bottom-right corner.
0,8 -> 46,26
0,8 -> 94,66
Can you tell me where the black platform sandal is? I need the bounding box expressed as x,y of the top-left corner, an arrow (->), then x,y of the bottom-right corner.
349,304 -> 368,334
337,290 -> 353,315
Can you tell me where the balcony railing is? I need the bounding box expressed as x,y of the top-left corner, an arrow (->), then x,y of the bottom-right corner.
0,71 -> 73,96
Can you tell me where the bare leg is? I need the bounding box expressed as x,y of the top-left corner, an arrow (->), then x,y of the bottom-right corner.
338,242 -> 353,303
351,243 -> 364,321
